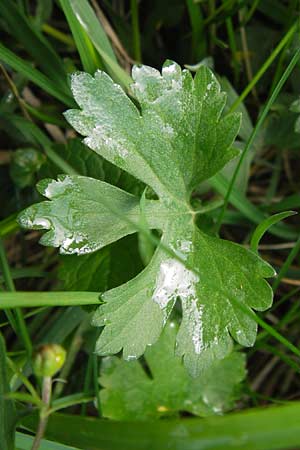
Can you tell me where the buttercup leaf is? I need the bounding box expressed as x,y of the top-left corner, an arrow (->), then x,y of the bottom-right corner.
99,322 -> 246,420
18,61 -> 275,375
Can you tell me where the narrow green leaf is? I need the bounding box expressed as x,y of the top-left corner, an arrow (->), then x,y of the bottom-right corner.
250,211 -> 297,253
0,43 -> 74,106
0,333 -> 16,450
18,175 -> 167,254
216,46 -> 300,231
59,248 -> 110,292
229,21 -> 298,112
60,0 -> 102,74
15,432 -> 79,450
0,292 -> 100,309
22,404 -> 300,450
0,0 -> 68,91
68,0 -> 132,88
273,235 -> 300,293
210,173 -> 298,240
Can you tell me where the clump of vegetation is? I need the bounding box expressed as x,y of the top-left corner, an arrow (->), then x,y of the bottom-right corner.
0,1 -> 300,449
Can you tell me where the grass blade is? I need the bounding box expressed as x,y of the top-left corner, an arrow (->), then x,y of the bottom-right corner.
216,46 -> 300,232
210,174 -> 298,240
229,21 -> 298,112
273,235 -> 300,293
60,0 -> 102,74
0,239 -> 32,356
0,292 -> 101,309
0,333 -> 16,450
68,0 -> 132,88
15,432 -> 79,450
22,405 -> 300,450
130,0 -> 142,62
0,43 -> 74,106
250,211 -> 297,253
0,0 -> 68,91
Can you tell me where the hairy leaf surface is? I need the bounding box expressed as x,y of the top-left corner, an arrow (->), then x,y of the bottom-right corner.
19,61 -> 275,374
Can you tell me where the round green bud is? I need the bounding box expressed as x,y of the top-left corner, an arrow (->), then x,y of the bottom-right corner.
33,344 -> 66,377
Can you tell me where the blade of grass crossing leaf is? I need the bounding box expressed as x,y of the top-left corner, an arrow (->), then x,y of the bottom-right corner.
138,190 -> 155,265
255,291 -> 300,347
0,43 -> 74,106
216,46 -> 300,232
0,239 -> 32,356
231,296 -> 300,358
69,0 -> 132,88
250,211 -> 297,253
60,0 -> 102,73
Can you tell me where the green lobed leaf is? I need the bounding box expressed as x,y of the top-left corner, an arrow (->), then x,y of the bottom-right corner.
19,61 -> 275,375
18,175 -> 167,255
59,247 -> 110,292
100,321 -> 246,420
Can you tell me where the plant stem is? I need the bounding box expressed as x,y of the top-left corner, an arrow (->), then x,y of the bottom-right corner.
31,376 -> 52,450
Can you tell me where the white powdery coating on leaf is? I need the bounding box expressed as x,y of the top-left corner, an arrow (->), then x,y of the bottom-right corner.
176,240 -> 192,255
33,218 -> 51,229
162,62 -> 179,76
85,124 -> 129,159
44,177 -> 74,199
163,124 -> 175,137
152,258 -> 199,310
60,232 -> 96,255
188,300 -> 204,354
125,355 -> 138,361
